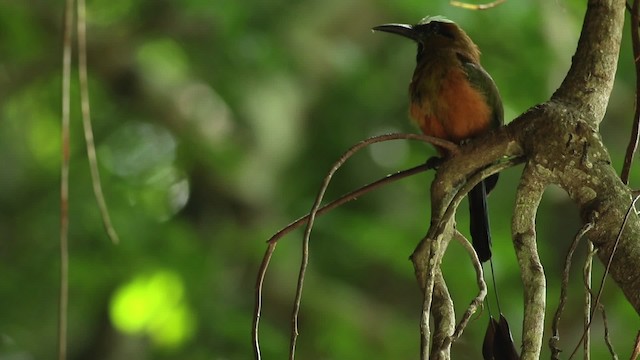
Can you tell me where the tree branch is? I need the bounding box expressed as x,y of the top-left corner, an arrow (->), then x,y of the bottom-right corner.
508,0 -> 640,314
512,164 -> 547,360
416,221 -> 452,360
431,270 -> 455,360
551,0 -> 625,127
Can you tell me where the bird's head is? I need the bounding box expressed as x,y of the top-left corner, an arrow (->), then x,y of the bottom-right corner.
373,16 -> 480,63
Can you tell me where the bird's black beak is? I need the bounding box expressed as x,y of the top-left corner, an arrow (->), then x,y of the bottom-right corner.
372,23 -> 418,42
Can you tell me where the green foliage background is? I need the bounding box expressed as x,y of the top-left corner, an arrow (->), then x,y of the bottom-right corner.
1,0 -> 639,359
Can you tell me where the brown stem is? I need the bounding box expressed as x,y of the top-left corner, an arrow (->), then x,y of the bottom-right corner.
550,222 -> 593,359
622,0 -> 640,184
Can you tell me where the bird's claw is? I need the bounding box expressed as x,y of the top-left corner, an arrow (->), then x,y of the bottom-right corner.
425,156 -> 444,169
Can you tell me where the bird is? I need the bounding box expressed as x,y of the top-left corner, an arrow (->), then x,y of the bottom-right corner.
373,17 -> 519,360
372,16 -> 501,263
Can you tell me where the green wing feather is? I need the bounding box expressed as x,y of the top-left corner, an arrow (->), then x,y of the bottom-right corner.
459,57 -> 504,129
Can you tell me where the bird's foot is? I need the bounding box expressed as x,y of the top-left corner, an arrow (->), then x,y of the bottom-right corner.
425,156 -> 444,169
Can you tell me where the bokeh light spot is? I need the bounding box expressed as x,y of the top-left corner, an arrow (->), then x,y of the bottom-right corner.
176,82 -> 234,144
110,270 -> 196,349
99,122 -> 190,221
99,121 -> 176,178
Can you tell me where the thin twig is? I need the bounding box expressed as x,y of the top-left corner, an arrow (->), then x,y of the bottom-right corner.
583,242 -> 594,360
450,0 -> 507,10
600,304 -> 619,359
252,241 -> 277,360
77,0 -> 119,244
630,330 -> 640,360
569,194 -> 640,359
440,230 -> 487,349
59,1 -> 74,359
550,222 -> 593,359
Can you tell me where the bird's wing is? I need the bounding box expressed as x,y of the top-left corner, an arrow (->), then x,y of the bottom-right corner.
457,54 -> 504,128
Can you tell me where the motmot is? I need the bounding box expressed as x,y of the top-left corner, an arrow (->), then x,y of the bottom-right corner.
374,17 -> 520,360
373,16 -> 501,263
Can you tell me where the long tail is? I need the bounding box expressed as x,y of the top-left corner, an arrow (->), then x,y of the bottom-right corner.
468,177 -> 494,262
468,174 -> 519,359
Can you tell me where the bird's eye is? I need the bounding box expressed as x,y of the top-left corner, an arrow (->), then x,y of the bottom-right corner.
416,43 -> 424,62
